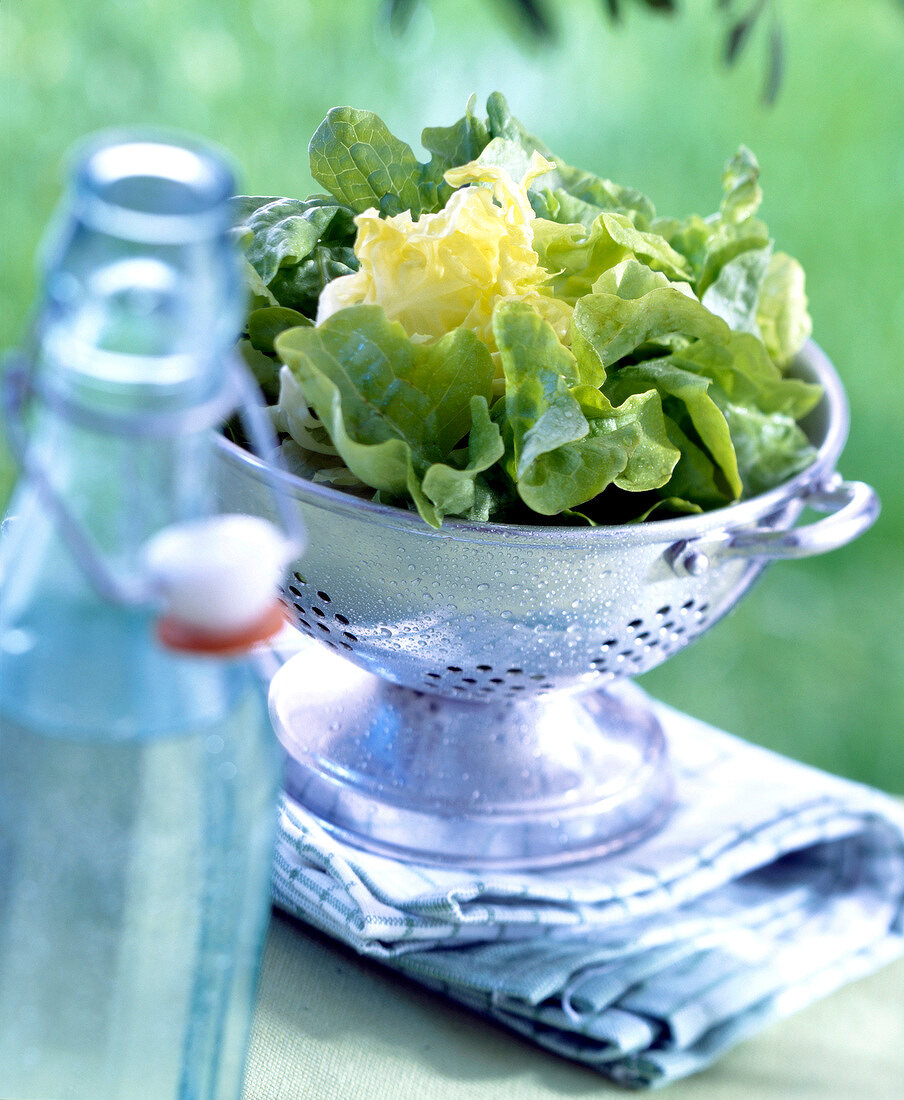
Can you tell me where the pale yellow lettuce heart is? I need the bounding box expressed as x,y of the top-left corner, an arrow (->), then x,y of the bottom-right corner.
316,154 -> 572,385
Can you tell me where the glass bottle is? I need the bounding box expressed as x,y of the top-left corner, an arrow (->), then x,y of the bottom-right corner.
0,133 -> 292,1098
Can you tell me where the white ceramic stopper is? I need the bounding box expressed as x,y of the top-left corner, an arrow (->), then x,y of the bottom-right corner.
144,514 -> 298,634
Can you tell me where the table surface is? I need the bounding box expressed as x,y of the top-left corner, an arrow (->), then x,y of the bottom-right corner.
242,908 -> 904,1100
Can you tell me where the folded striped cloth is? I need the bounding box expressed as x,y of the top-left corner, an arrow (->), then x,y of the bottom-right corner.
270,690 -> 904,1088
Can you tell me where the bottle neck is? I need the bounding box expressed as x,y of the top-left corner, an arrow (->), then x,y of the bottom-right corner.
4,129 -> 246,610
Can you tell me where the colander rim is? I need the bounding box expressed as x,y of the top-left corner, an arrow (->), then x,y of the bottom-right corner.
218,340 -> 849,547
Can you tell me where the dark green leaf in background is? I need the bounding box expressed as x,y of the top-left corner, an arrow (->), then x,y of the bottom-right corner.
231,196 -> 358,318
248,307 -> 312,357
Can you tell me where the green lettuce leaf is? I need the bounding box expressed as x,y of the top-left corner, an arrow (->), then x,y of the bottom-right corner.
421,396 -> 505,520
720,402 -> 818,497
534,213 -> 692,305
720,146 -> 763,225
574,287 -> 818,503
756,251 -> 812,367
512,389 -> 679,516
231,195 -> 358,317
238,339 -> 281,403
493,301 -> 587,483
570,283 -> 819,427
248,306 -> 312,355
604,357 -> 743,500
591,257 -> 695,300
573,286 -> 734,369
239,306 -> 312,403
267,244 -> 359,318
420,94 -> 491,184
653,147 -> 772,299
669,335 -> 822,419
240,259 -> 279,311
571,260 -> 697,373
309,108 -> 432,217
274,305 -> 500,526
475,134 -> 653,232
529,188 -> 606,230
493,302 -> 678,514
485,92 -> 555,158
695,218 -> 771,299
232,196 -> 356,283
484,92 -> 656,226
659,415 -> 735,509
578,384 -> 681,494
309,100 -> 492,219
701,244 -> 772,335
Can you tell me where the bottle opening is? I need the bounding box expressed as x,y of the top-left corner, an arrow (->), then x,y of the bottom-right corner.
73,132 -> 236,244
93,143 -> 227,215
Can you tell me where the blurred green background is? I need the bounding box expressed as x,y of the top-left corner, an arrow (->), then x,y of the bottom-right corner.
1,0 -> 902,790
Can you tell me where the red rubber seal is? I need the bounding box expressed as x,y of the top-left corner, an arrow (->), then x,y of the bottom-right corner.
156,600 -> 286,656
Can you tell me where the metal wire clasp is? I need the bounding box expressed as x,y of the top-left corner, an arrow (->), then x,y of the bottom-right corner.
1,344 -> 303,608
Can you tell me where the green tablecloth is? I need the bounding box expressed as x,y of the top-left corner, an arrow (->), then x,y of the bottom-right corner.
242,909 -> 904,1100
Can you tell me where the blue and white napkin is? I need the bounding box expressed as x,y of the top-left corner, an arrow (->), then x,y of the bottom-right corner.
270,692 -> 904,1088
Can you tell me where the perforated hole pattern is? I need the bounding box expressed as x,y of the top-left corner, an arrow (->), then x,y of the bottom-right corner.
284,576 -> 359,655
282,572 -> 717,699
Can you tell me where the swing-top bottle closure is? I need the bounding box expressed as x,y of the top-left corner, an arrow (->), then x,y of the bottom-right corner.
5,130 -> 305,655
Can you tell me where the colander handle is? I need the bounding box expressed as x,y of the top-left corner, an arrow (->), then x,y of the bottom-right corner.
669,475 -> 880,575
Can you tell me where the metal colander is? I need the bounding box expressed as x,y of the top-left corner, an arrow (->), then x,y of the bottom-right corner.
215,342 -> 878,868
218,342 -> 874,697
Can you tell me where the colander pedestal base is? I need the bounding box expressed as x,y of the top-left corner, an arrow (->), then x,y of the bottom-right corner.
269,643 -> 674,870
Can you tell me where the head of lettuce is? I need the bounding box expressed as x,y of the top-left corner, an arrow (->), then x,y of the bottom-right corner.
232,94 -> 819,529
